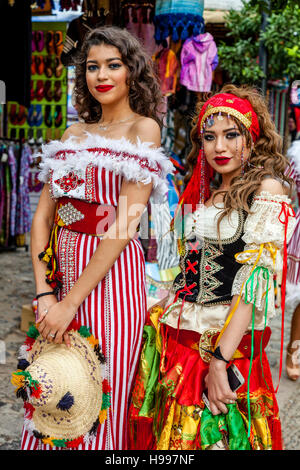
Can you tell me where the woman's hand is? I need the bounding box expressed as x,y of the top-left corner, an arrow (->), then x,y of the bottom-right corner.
205,358 -> 237,415
36,298 -> 77,347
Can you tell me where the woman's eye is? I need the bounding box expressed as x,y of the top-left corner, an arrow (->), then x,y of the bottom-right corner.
87,65 -> 98,72
226,132 -> 240,139
203,134 -> 215,141
109,63 -> 121,69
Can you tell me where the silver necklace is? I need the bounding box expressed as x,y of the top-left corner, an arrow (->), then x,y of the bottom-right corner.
98,115 -> 135,131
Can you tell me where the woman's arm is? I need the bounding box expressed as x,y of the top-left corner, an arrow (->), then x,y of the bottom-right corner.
31,184 -> 58,319
37,179 -> 152,344
205,297 -> 252,415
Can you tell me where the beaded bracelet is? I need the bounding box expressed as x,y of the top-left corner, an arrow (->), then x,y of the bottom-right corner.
36,291 -> 57,300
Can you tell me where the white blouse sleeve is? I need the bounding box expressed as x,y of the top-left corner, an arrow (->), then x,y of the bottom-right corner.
232,191 -> 296,322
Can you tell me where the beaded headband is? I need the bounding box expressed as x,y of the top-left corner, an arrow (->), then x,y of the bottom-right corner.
197,93 -> 260,143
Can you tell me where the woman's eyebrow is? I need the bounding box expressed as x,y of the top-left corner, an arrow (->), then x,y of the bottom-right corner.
86,58 -> 122,64
203,127 -> 238,134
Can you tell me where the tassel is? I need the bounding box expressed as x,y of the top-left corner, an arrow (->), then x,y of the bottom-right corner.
102,379 -> 111,395
52,439 -> 67,448
89,418 -> 99,436
56,391 -> 74,411
101,392 -> 111,410
66,435 -> 84,448
87,335 -> 99,347
30,383 -> 42,399
99,409 -> 107,424
42,437 -> 54,447
16,386 -> 29,401
26,324 -> 40,339
32,430 -> 46,440
78,325 -> 92,338
94,344 -> 106,364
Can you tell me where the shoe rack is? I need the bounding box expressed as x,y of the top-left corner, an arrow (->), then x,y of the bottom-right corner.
7,21 -> 68,143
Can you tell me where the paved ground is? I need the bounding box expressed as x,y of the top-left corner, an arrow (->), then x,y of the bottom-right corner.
0,249 -> 300,450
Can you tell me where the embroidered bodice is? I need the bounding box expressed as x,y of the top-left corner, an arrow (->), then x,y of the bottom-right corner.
162,191 -> 296,334
173,205 -> 246,306
37,132 -> 174,204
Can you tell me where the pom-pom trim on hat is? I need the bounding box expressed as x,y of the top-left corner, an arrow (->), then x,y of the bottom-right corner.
11,320 -> 111,449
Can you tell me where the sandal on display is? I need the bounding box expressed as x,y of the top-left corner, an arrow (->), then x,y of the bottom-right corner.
44,56 -> 53,78
54,56 -> 63,78
35,80 -> 45,101
34,30 -> 44,53
36,128 -> 44,145
35,55 -> 44,75
286,344 -> 300,381
44,105 -> 53,127
44,80 -> 53,101
46,31 -> 55,54
31,56 -> 36,76
27,128 -> 35,145
9,103 -> 18,125
27,105 -> 35,126
54,81 -> 62,102
32,31 -> 36,52
54,31 -> 64,56
54,104 -> 63,127
35,104 -> 43,127
16,105 -> 27,126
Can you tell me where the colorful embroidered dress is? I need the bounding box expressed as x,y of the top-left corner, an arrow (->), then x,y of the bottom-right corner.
21,133 -> 173,450
128,191 -> 296,450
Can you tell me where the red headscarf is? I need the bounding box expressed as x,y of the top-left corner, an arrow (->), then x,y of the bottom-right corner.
175,93 -> 260,217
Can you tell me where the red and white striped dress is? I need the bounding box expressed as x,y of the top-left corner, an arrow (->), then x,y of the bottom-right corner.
21,133 -> 173,450
286,141 -> 300,311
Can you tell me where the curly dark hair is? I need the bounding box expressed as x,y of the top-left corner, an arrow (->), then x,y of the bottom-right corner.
73,26 -> 163,126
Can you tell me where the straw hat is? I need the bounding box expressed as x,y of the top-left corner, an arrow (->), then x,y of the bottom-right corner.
12,323 -> 111,448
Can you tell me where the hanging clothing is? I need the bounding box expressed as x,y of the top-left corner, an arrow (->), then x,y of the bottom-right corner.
128,191 -> 296,450
15,144 -> 33,237
180,33 -> 218,93
21,133 -> 173,450
154,0 -> 205,44
153,48 -> 179,96
122,0 -> 156,56
286,140 -> 300,310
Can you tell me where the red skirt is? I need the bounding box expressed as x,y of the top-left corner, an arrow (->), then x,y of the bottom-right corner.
128,308 -> 283,451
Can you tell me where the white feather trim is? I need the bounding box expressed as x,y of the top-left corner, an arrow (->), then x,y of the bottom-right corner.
36,132 -> 174,203
287,140 -> 300,176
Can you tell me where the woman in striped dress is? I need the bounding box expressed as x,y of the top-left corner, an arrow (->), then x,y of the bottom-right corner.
21,26 -> 172,450
286,139 -> 300,381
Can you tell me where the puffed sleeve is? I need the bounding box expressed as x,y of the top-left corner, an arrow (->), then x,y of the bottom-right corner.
231,191 -> 296,323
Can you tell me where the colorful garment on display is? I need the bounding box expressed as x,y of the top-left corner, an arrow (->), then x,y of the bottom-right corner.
21,133 -> 173,450
286,140 -> 300,310
16,144 -> 33,236
122,1 -> 156,56
154,0 -> 205,44
180,33 -> 218,93
153,48 -> 179,96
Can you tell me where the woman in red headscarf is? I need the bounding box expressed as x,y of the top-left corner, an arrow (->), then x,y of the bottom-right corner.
128,84 -> 296,450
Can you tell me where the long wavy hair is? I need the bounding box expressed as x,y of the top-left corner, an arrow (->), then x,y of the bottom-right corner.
185,84 -> 293,231
73,26 -> 163,126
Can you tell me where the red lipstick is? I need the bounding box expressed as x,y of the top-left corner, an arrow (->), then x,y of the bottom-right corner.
96,85 -> 114,93
214,156 -> 231,166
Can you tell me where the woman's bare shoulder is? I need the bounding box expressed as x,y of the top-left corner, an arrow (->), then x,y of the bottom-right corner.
128,116 -> 161,147
60,122 -> 90,142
